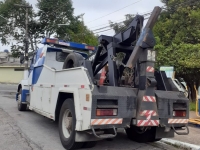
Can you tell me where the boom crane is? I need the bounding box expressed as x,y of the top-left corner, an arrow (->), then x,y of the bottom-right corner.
89,6 -> 189,142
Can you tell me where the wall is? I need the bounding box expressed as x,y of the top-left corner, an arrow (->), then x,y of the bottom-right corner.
0,66 -> 24,84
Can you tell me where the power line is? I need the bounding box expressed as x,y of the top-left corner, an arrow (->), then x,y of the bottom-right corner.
91,0 -> 197,31
89,10 -> 151,29
90,18 -> 125,29
90,10 -> 152,31
92,12 -> 151,32
94,28 -> 113,34
92,25 -> 111,32
94,17 -> 150,34
86,0 -> 143,23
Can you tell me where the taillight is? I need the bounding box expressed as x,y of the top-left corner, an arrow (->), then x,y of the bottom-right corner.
96,109 -> 117,116
173,110 -> 186,117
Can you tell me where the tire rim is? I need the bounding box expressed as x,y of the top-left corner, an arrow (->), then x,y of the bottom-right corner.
62,109 -> 72,139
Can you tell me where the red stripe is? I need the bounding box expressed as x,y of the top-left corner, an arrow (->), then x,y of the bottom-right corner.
98,119 -> 105,125
91,119 -> 98,125
146,96 -> 152,102
143,96 -> 156,102
140,110 -> 157,116
111,119 -> 118,124
146,66 -> 154,72
137,120 -> 159,126
137,120 -> 143,126
105,119 -> 112,124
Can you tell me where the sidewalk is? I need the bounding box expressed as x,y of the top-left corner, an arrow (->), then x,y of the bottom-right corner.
173,111 -> 200,146
189,111 -> 200,119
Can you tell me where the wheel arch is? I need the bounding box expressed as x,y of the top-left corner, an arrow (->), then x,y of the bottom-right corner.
17,84 -> 22,93
55,92 -> 74,122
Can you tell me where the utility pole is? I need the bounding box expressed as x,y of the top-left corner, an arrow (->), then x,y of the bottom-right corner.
14,4 -> 32,79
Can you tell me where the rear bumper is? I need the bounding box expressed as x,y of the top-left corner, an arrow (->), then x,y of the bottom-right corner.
91,118 -> 131,129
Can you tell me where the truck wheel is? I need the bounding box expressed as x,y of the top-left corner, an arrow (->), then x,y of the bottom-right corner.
82,141 -> 97,148
17,89 -> 27,111
63,53 -> 84,69
59,99 -> 83,150
126,126 -> 160,143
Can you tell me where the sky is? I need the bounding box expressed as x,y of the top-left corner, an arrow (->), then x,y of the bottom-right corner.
0,0 -> 164,51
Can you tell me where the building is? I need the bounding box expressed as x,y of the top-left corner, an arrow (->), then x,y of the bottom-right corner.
0,52 -> 25,84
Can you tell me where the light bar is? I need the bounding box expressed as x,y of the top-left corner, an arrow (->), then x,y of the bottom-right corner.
85,46 -> 95,51
41,38 -> 59,44
42,38 -> 96,51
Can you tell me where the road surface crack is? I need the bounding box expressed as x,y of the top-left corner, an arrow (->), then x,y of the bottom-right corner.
0,108 -> 43,150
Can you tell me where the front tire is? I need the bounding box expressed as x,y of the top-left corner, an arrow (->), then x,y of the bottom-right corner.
17,89 -> 27,111
59,99 -> 83,150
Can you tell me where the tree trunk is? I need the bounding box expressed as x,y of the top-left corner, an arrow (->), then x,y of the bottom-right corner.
29,35 -> 35,52
188,82 -> 197,102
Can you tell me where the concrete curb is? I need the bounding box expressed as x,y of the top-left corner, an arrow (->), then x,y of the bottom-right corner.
161,138 -> 200,150
0,83 -> 18,85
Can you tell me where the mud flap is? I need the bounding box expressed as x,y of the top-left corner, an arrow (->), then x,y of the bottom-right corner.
155,127 -> 174,139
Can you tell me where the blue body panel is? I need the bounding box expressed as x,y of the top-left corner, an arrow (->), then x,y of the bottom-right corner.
32,66 -> 43,84
21,89 -> 29,102
41,38 -> 96,51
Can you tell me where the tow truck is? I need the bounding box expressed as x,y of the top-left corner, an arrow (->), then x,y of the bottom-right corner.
16,6 -> 189,150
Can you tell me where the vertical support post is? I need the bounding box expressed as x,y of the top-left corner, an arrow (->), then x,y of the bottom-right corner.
107,43 -> 118,86
24,7 -> 29,79
14,4 -> 32,79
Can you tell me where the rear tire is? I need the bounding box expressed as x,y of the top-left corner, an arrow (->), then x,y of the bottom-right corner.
59,99 -> 83,150
126,126 -> 161,143
82,141 -> 97,148
17,89 -> 27,111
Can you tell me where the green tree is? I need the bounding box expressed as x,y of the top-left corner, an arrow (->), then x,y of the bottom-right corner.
0,0 -> 43,57
67,18 -> 98,46
0,0 -> 98,57
37,0 -> 98,46
154,0 -> 200,100
109,14 -> 135,33
37,0 -> 74,38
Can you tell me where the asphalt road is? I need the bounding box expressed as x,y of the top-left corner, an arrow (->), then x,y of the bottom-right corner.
0,84 -> 181,150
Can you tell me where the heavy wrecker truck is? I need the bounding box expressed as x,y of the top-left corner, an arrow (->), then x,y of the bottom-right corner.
16,6 -> 189,150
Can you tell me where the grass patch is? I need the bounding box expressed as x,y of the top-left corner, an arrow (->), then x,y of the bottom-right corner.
190,102 -> 196,111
